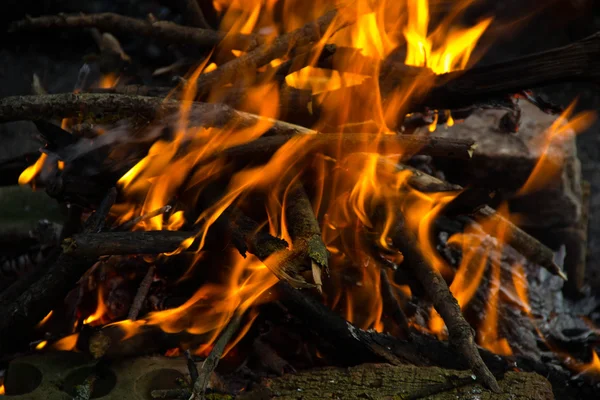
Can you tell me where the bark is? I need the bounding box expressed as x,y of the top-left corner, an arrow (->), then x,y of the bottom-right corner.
9,13 -> 260,51
239,363 -> 553,400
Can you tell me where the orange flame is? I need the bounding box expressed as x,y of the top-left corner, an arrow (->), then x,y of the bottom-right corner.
51,333 -> 79,351
83,286 -> 109,326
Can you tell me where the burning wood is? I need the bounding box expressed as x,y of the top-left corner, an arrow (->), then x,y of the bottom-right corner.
2,0 -> 600,399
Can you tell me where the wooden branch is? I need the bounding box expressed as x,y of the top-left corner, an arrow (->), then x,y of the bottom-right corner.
425,31 -> 600,110
214,132 -> 476,165
194,8 -> 348,94
127,265 -> 156,320
379,268 -> 410,338
191,312 -> 243,399
64,231 -> 195,257
389,216 -> 501,392
0,93 -> 312,135
9,13 -> 261,51
285,181 -> 329,283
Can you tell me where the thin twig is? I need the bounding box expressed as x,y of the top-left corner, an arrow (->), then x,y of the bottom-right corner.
379,267 -> 411,338
115,205 -> 172,231
185,349 -> 199,384
9,13 -> 260,51
127,265 -> 156,320
191,312 -> 244,399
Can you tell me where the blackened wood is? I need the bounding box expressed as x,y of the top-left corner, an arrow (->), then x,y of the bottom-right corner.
389,217 -> 501,392
127,265 -> 156,320
275,281 -> 402,366
379,268 -> 410,338
191,312 -> 243,399
9,13 -> 261,51
172,0 -> 211,29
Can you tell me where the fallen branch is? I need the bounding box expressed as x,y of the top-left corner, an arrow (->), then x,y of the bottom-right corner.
191,312 -> 244,399
285,181 -> 329,286
9,13 -> 261,51
0,93 -> 312,136
389,215 -> 501,392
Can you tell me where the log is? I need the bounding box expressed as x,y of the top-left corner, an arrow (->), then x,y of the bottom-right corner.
9,13 -> 261,51
238,363 -> 554,400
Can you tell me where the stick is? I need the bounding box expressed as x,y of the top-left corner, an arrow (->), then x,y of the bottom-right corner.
389,216 -> 501,392
115,205 -> 172,231
0,94 -> 311,136
185,349 -> 199,383
9,13 -> 260,51
474,206 -> 567,280
191,312 -> 243,399
285,181 -> 329,282
193,8 -> 347,94
0,189 -> 116,354
212,132 -> 476,165
64,231 -> 196,257
127,265 -> 156,320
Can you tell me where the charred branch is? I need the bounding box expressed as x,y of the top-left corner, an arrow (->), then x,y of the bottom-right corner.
127,265 -> 156,320
9,13 -> 261,51
191,312 -> 244,399
389,216 -> 501,392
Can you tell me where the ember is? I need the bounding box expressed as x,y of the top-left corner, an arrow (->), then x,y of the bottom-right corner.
1,0 -> 600,399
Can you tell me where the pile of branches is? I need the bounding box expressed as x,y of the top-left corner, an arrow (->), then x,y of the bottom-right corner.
2,3 -> 600,399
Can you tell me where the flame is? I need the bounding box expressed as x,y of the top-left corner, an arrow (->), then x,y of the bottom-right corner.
518,102 -> 595,196
167,211 -> 186,231
0,385 -> 4,395
18,153 -> 47,186
36,310 -> 54,329
83,286 -> 109,326
51,333 -> 79,351
577,351 -> 600,377
404,0 -> 492,74
35,340 -> 48,350
98,73 -> 119,89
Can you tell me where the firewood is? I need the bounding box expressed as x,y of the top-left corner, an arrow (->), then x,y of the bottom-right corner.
191,312 -> 244,399
389,214 -> 501,392
0,94 -> 312,136
127,265 -> 156,320
9,13 -> 261,51
284,181 -> 329,285
379,268 -> 411,338
238,363 -> 553,400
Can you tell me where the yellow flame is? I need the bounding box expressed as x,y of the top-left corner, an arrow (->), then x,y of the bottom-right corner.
18,153 -> 47,186
35,340 -> 48,350
51,333 -> 79,351
36,310 -> 54,329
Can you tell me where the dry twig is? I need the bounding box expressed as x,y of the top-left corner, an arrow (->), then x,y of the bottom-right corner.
127,265 -> 156,320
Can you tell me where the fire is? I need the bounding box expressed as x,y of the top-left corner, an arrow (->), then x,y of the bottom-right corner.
83,286 -> 109,326
51,333 -> 79,351
98,73 -> 119,89
577,351 -> 600,377
0,384 -> 4,395
403,0 -> 492,74
18,153 -> 47,186
36,310 -> 54,329
35,340 -> 48,350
